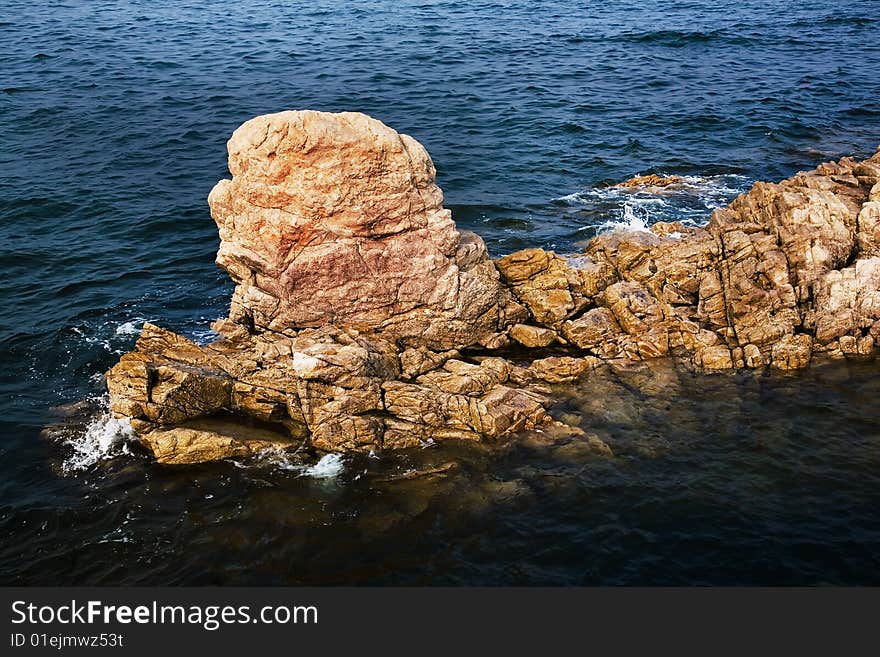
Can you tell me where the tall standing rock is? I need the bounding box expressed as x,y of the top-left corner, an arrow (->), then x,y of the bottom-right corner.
208,110 -> 524,350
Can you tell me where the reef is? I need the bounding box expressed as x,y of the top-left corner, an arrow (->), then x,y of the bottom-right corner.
105,110 -> 880,464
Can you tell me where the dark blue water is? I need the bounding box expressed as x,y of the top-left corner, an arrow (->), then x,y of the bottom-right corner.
1,1 -> 879,585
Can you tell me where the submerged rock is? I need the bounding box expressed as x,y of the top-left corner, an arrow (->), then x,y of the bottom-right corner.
103,110 -> 880,464
614,173 -> 684,189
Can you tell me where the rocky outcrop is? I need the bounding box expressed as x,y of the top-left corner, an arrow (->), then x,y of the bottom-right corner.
104,110 -> 880,464
107,322 -> 550,463
558,151 -> 880,369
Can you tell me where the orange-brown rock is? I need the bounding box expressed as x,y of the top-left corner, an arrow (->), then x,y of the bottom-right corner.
524,356 -> 602,384
508,323 -> 558,348
507,146 -> 880,370
495,248 -> 591,328
107,324 -> 550,463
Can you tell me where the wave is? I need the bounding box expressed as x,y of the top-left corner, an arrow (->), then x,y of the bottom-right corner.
788,15 -> 876,28
558,173 -> 750,236
61,409 -> 136,473
252,448 -> 346,479
604,27 -> 762,48
595,202 -> 652,233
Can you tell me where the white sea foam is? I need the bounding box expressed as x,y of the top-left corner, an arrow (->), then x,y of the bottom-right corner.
254,445 -> 304,471
255,447 -> 345,478
115,319 -> 145,336
304,453 -> 345,478
62,413 -> 135,473
559,173 -> 751,234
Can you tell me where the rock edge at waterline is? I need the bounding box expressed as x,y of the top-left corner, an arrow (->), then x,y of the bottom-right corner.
104,110 -> 880,464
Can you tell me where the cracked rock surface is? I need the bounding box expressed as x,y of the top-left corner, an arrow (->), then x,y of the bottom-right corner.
105,110 -> 880,464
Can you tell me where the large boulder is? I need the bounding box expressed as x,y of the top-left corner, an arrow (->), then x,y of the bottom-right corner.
208,110 -> 524,350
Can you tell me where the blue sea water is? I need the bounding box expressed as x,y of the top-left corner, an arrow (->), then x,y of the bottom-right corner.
1,1 -> 879,585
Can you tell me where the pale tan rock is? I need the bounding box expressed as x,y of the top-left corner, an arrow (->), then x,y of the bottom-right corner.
310,415 -> 384,452
399,347 -> 459,379
809,258 -> 880,344
568,255 -> 619,298
742,344 -> 765,369
416,358 -> 508,396
693,345 -> 734,370
105,324 -> 232,426
382,419 -> 482,449
599,281 -> 664,335
561,308 -> 622,354
382,380 -> 548,439
839,334 -> 875,358
142,417 -> 302,465
586,226 -> 716,313
857,195 -> 880,255
650,220 -> 688,237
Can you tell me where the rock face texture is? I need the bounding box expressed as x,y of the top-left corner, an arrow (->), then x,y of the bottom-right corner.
104,110 -> 880,464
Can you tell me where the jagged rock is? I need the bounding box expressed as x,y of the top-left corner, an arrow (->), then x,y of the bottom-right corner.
856,182 -> 880,255
143,418 -> 304,466
808,258 -> 880,344
382,379 -> 548,440
399,346 -> 459,379
561,308 -> 622,356
107,323 -> 549,463
742,343 -> 765,369
770,334 -> 814,370
102,112 -> 880,465
693,345 -> 734,371
106,325 -> 232,426
839,334 -> 875,359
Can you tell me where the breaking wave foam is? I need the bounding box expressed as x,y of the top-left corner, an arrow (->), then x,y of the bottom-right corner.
115,319 -> 145,336
559,173 -> 751,234
254,448 -> 345,479
305,453 -> 345,478
62,412 -> 136,473
597,201 -> 652,233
